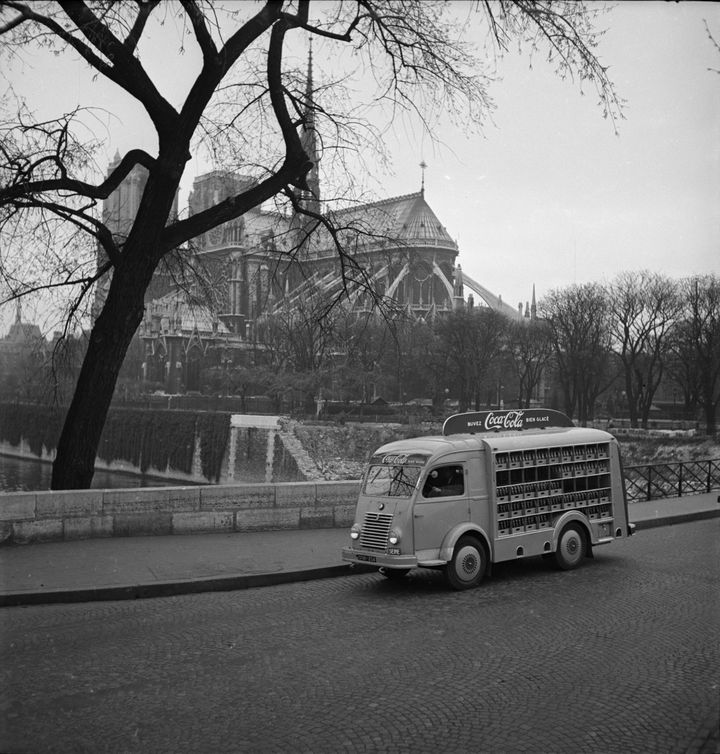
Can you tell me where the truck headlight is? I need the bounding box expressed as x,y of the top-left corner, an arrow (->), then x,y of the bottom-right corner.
350,523 -> 361,540
388,528 -> 401,545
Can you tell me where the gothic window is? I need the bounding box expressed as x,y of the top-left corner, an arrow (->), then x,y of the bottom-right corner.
411,261 -> 432,306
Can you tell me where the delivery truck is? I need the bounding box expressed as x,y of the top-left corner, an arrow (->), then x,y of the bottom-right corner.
342,409 -> 634,590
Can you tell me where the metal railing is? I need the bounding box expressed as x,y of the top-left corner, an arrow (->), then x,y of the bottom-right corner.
624,459 -> 720,502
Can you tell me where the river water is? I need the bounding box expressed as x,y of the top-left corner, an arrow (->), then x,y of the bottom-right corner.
0,454 -> 184,492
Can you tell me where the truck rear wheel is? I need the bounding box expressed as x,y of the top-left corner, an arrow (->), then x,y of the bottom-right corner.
554,523 -> 587,570
444,535 -> 487,590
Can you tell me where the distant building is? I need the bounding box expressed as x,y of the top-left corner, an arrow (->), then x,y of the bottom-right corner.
95,51 -> 521,394
0,302 -> 46,399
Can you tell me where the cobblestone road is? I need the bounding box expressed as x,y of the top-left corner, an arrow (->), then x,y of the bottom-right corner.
1,520 -> 718,754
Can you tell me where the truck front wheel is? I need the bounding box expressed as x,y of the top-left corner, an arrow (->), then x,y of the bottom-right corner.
554,523 -> 587,570
444,536 -> 487,590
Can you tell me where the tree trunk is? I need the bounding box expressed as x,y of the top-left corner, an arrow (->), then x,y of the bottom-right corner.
51,255 -> 157,489
625,373 -> 639,428
703,403 -> 716,436
701,375 -> 718,436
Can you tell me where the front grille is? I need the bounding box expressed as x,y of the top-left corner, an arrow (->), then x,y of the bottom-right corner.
359,512 -> 393,551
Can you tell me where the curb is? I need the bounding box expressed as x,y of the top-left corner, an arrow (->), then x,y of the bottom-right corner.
1,512 -> 717,608
0,564 -> 361,608
632,509 -> 720,531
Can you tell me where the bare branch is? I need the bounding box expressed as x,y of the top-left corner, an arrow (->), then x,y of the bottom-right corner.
704,19 -> 720,74
179,0 -> 218,60
124,0 -> 162,54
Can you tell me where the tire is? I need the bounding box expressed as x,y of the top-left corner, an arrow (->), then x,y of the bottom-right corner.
444,535 -> 487,590
380,567 -> 411,580
554,523 -> 587,570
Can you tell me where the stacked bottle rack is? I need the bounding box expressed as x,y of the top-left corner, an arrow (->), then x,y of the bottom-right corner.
494,443 -> 613,537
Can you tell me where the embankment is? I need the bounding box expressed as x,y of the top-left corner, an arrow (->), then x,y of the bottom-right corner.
0,480 -> 360,545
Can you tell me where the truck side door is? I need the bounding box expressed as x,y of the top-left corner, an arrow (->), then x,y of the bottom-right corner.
413,464 -> 469,558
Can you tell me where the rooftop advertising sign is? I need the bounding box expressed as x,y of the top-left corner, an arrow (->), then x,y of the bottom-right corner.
442,409 -> 574,436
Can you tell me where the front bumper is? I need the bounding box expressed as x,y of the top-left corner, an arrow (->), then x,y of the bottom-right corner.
342,546 -> 418,569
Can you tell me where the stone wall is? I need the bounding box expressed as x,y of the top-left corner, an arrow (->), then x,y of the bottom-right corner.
0,481 -> 361,546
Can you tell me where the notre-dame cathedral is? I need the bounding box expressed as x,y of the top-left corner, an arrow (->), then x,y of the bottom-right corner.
97,54 -> 525,394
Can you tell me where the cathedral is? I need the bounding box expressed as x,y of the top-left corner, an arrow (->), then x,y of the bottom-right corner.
97,53 -> 524,394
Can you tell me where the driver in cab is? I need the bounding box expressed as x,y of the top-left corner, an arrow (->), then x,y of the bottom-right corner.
422,466 -> 464,498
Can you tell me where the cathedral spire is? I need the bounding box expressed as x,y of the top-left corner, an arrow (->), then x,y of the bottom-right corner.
300,39 -> 321,214
531,284 -> 537,319
306,38 -> 315,133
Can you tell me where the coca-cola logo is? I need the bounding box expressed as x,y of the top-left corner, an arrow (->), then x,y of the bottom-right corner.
379,453 -> 428,466
482,411 -> 525,430
382,453 -> 409,465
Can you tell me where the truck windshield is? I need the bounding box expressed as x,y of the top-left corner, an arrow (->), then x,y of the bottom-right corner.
363,465 -> 422,497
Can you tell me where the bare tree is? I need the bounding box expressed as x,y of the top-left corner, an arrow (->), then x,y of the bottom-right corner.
541,283 -> 613,425
437,307 -> 508,412
331,309 -> 394,404
505,317 -> 554,408
255,288 -> 343,411
666,311 -> 702,422
674,275 -> 720,434
608,271 -> 682,429
0,1 -> 622,488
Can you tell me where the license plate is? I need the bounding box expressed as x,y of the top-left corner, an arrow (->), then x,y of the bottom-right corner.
356,553 -> 377,563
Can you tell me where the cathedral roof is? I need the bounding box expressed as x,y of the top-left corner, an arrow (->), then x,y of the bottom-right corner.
211,190 -> 457,257
144,291 -> 229,336
331,191 -> 457,249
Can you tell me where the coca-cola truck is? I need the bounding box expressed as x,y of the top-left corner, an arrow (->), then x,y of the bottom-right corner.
341,409 -> 634,590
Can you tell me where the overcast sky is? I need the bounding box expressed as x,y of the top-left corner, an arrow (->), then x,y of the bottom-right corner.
380,0 -> 720,310
1,0 -> 718,334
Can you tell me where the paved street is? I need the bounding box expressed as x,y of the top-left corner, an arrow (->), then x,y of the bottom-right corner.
1,520 -> 718,754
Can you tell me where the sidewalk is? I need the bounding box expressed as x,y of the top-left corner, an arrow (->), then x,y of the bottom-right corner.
1,493 -> 718,607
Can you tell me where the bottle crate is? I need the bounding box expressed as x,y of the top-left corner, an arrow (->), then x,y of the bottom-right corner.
537,513 -> 552,529
510,518 -> 525,535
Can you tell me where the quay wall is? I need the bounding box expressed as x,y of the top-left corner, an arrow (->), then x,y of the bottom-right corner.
0,481 -> 361,546
0,405 -> 309,486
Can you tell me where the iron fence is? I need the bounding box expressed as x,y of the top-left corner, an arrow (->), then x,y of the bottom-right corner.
624,459 -> 720,502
